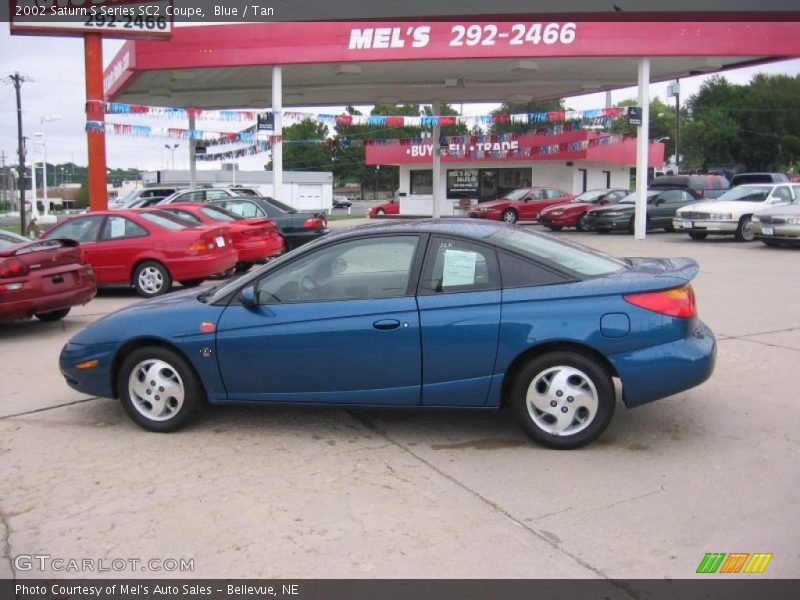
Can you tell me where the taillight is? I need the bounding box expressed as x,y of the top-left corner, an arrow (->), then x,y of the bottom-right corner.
624,285 -> 696,318
0,257 -> 29,279
187,238 -> 217,254
302,218 -> 324,229
242,227 -> 267,237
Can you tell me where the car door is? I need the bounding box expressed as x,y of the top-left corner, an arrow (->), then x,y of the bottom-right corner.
650,190 -> 683,227
216,234 -> 425,405
416,236 -> 502,407
93,215 -> 151,283
518,189 -> 545,219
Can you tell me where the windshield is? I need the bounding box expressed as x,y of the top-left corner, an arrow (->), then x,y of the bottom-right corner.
490,227 -> 627,277
574,190 -> 611,203
618,191 -> 660,205
113,190 -> 138,205
503,189 -> 530,201
232,188 -> 259,196
200,205 -> 240,222
717,185 -> 772,202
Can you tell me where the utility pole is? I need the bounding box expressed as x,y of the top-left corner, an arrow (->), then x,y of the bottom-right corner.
10,72 -> 28,234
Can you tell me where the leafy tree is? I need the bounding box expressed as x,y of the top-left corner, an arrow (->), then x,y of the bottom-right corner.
266,119 -> 331,171
608,98 -> 677,160
74,182 -> 89,209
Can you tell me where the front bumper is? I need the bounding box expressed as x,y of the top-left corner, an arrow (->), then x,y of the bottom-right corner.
673,218 -> 738,234
467,210 -> 501,220
59,341 -> 118,398
588,215 -> 630,231
609,321 -> 716,408
752,222 -> 800,243
540,213 -> 578,227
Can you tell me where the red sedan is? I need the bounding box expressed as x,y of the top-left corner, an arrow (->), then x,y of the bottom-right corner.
539,188 -> 631,231
42,210 -> 237,297
154,203 -> 285,272
0,231 -> 96,323
367,199 -> 400,217
467,187 -> 574,224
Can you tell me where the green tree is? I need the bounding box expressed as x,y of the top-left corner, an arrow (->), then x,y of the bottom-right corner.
266,119 -> 331,171
74,182 -> 89,209
608,98 -> 677,160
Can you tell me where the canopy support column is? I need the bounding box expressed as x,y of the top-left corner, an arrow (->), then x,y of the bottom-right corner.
634,57 -> 651,240
431,99 -> 442,218
272,66 -> 283,203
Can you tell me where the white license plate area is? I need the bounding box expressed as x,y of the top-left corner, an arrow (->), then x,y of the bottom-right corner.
682,220 -> 693,229
215,236 -> 225,247
762,226 -> 774,236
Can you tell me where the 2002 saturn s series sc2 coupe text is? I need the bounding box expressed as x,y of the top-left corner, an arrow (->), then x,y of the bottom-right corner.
60,220 -> 716,449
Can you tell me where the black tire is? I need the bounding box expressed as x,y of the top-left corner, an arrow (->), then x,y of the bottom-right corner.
502,209 -> 518,224
734,215 -> 755,242
761,239 -> 781,247
235,262 -> 254,273
35,307 -> 71,321
664,223 -> 676,232
545,225 -> 563,231
576,213 -> 591,232
179,279 -> 203,288
117,346 -> 205,433
133,261 -> 172,298
688,231 -> 708,240
510,351 -> 615,449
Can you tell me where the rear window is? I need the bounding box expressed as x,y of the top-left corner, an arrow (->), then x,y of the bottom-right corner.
489,227 -> 627,277
200,206 -> 240,222
139,212 -> 190,230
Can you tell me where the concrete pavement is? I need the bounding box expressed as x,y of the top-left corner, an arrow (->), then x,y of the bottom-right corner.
1,225 -> 798,582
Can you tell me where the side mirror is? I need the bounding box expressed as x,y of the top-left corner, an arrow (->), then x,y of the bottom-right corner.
240,285 -> 258,308
600,199 -> 610,206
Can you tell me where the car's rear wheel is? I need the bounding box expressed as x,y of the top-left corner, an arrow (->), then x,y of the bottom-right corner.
511,351 -> 615,449
502,209 -> 518,224
118,346 -> 205,432
735,215 -> 755,242
545,225 -> 562,231
688,232 -> 708,240
35,308 -> 71,322
133,261 -> 171,298
576,214 -> 591,232
235,262 -> 254,273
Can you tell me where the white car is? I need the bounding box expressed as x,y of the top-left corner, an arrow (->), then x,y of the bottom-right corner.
673,183 -> 799,241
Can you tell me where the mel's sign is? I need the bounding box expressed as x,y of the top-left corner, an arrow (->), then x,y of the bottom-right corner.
11,0 -> 173,38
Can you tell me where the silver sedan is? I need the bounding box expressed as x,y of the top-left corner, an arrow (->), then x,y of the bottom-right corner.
751,202 -> 800,247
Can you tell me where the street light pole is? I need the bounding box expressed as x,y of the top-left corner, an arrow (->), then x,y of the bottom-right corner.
165,144 -> 179,170
668,80 -> 681,172
39,115 -> 62,217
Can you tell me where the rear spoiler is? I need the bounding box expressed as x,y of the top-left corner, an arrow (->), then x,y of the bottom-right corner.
11,238 -> 79,256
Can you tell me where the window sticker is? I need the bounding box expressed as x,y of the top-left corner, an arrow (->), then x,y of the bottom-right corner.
110,218 -> 126,238
442,249 -> 477,287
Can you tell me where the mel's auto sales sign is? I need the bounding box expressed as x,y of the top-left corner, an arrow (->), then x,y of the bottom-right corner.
10,0 -> 173,38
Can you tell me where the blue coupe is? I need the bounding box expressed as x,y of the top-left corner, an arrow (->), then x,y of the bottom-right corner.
60,220 -> 715,449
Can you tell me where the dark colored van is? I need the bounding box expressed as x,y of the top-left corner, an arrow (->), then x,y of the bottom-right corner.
649,174 -> 730,199
730,173 -> 789,186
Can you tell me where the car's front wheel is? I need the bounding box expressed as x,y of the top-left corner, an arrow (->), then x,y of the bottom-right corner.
576,214 -> 591,232
133,261 -> 172,298
118,346 -> 205,432
502,209 -> 518,224
735,215 -> 755,242
511,351 -> 615,449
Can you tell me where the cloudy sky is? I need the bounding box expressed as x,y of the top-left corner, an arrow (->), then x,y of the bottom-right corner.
2,26 -> 799,175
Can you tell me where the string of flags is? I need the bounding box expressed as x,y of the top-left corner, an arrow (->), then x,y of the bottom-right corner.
103,101 -> 626,128
86,121 -> 268,147
196,142 -> 272,162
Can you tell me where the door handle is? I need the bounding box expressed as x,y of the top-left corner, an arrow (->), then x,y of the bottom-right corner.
373,319 -> 401,331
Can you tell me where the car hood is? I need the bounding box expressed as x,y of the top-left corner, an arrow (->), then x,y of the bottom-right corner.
68,287 -> 226,345
475,200 -> 511,209
677,200 -> 771,215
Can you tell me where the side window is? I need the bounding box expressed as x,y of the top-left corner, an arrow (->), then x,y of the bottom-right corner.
179,191 -> 206,202
419,237 -> 499,294
226,201 -> 264,218
101,216 -> 148,241
545,189 -> 563,199
45,216 -> 104,243
255,236 -> 420,304
657,190 -> 683,204
609,191 -> 627,201
498,251 -> 570,288
792,185 -> 800,200
681,191 -> 696,203
773,187 -> 792,202
529,189 -> 545,200
205,190 -> 230,201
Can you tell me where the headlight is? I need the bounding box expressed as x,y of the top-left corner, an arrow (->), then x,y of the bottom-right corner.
549,210 -> 564,216
479,207 -> 490,212
708,213 -> 733,220
604,211 -> 625,217
787,217 -> 800,225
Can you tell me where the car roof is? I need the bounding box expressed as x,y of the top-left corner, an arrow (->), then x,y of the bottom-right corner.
325,218 -> 510,242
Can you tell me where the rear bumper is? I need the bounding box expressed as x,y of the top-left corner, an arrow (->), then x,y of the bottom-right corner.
168,248 -> 238,280
540,213 -> 578,227
283,228 -> 329,250
235,234 -> 286,262
609,321 -> 716,408
0,268 -> 96,322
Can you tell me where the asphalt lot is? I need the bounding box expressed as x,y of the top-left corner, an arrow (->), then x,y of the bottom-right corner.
1,218 -> 798,582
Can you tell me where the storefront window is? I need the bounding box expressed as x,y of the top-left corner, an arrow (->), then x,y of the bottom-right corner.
410,170 -> 433,195
497,168 -> 532,198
